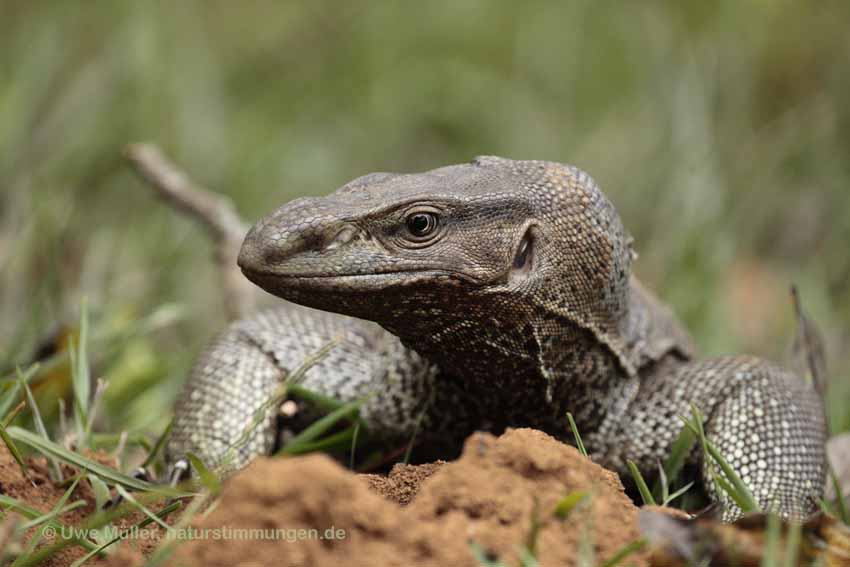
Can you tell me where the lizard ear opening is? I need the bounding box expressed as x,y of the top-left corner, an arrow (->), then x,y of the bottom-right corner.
510,227 -> 535,282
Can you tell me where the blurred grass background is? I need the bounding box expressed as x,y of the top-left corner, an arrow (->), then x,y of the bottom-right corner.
1,1 -> 848,445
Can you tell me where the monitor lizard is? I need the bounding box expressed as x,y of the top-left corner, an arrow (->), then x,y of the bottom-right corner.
166,156 -> 826,521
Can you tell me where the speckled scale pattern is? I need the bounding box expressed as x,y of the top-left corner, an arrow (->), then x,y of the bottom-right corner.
167,305 -> 438,472
595,355 -> 826,520
169,156 -> 826,520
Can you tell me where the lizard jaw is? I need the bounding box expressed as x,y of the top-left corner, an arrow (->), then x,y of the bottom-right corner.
241,267 -> 472,296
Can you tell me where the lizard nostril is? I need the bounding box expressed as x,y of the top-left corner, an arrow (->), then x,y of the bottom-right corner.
325,225 -> 358,251
240,218 -> 361,274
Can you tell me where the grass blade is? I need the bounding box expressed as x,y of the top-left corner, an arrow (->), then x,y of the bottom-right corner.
818,497 -> 834,516
19,500 -> 86,531
656,459 -> 669,504
283,425 -> 359,456
576,508 -> 596,567
17,365 -> 63,482
186,452 -> 222,496
115,485 -> 172,530
0,417 -> 29,478
469,541 -> 509,567
0,381 -> 23,419
14,477 -> 82,561
216,381 -> 290,470
2,400 -> 26,427
288,383 -> 348,413
553,490 -> 589,520
279,400 -> 361,455
663,481 -> 694,506
710,468 -> 752,513
141,418 -> 173,470
598,539 -> 646,567
220,342 -> 338,469
0,494 -> 95,552
828,460 -> 849,525
6,425 -> 186,496
143,493 -> 209,567
761,512 -> 781,567
627,460 -> 656,506
781,518 -> 802,567
286,340 -> 339,385
72,298 -> 91,444
84,378 -> 107,444
69,500 -> 182,567
350,421 -> 361,470
0,364 -> 38,418
403,408 -> 426,465
524,497 -> 542,560
653,421 -> 695,502
15,491 -> 183,565
87,473 -> 111,511
566,412 -> 587,457
517,546 -> 540,567
683,404 -> 760,514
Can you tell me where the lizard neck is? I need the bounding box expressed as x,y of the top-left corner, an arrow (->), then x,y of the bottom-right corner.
378,293 -> 634,435
377,277 -> 694,436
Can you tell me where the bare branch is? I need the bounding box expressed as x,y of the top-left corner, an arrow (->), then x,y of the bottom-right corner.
124,143 -> 257,320
790,285 -> 827,396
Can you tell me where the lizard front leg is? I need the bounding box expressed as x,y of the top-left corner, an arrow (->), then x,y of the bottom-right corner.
699,358 -> 826,520
166,305 -> 437,473
614,356 -> 826,520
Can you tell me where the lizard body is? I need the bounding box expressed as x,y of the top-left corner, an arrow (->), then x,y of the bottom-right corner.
166,157 -> 825,520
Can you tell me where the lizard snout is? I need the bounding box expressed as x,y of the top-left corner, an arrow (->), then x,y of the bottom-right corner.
238,206 -> 360,277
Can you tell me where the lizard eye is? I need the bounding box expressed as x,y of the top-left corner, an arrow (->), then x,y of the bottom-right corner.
405,212 -> 439,238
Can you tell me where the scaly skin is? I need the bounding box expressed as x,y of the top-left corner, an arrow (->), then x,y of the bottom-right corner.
166,157 -> 825,520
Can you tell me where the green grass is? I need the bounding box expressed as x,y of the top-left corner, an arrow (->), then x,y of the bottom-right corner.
18,366 -> 63,482
684,404 -> 761,514
553,491 -> 590,521
0,309 -> 197,566
616,403 -> 765,516
567,412 -> 588,458
627,461 -> 656,506
68,500 -> 182,567
820,462 -> 850,525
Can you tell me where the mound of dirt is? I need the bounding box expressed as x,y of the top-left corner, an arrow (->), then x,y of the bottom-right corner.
170,428 -> 647,567
0,428 -> 648,566
361,461 -> 445,506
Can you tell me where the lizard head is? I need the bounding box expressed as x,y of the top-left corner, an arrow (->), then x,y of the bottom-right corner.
239,156 -> 636,374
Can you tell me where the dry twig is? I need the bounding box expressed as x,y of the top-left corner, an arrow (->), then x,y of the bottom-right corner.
124,143 -> 256,319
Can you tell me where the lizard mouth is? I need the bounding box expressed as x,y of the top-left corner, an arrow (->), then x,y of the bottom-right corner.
241,267 -> 479,292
